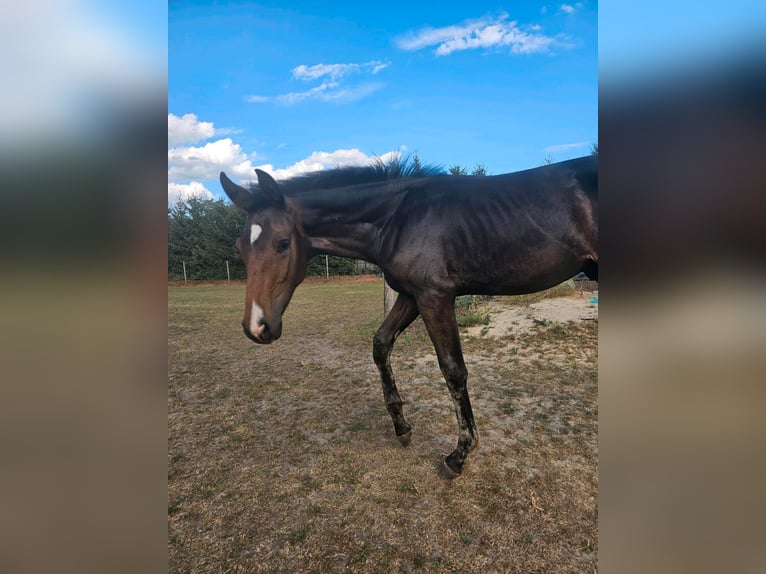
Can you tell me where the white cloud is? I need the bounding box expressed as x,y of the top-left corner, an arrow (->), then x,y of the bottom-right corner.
246,59 -> 389,106
251,80 -> 386,106
244,94 -> 270,103
559,3 -> 584,14
168,138 -> 256,182
168,135 -> 406,205
168,113 -> 216,146
315,82 -> 385,104
544,141 -> 590,153
168,181 -> 214,205
371,62 -> 390,74
291,60 -> 390,81
256,148 -> 403,180
395,13 -> 569,56
275,81 -> 339,105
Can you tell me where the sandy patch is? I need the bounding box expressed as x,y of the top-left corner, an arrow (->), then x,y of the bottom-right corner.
465,292 -> 599,338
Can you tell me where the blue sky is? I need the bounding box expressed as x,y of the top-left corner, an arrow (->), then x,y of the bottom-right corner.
169,1 -> 597,203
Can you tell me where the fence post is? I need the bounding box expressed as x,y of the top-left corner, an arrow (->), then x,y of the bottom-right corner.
225,260 -> 230,283
383,279 -> 396,317
182,261 -> 187,285
325,255 -> 329,279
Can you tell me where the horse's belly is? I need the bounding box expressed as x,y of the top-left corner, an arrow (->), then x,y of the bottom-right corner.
453,251 -> 585,296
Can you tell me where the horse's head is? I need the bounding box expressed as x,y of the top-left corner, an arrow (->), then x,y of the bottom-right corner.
220,169 -> 310,344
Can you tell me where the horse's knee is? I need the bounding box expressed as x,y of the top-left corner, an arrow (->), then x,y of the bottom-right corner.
440,358 -> 468,389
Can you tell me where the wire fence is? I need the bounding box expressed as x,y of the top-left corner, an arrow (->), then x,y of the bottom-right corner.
168,257 -> 382,283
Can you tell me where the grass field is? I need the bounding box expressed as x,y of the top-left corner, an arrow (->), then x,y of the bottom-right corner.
168,277 -> 597,573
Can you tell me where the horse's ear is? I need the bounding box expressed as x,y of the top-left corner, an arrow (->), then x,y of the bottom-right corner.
220,172 -> 252,211
255,169 -> 284,206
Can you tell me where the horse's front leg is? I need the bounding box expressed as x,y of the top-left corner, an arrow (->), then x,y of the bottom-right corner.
417,294 -> 479,478
372,292 -> 419,445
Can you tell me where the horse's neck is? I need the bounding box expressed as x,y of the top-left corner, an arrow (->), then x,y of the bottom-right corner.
293,184 -> 404,262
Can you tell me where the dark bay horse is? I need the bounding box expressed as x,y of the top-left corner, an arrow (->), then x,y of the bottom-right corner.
220,155 -> 598,477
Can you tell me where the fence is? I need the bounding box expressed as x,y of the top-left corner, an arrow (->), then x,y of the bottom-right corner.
169,257 -> 382,283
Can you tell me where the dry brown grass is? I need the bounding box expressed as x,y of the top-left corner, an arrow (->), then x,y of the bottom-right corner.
169,277 -> 597,573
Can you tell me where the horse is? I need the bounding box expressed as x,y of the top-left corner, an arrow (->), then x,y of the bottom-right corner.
220,155 -> 598,477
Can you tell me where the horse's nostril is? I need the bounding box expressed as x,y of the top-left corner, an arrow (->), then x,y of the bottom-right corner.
242,320 -> 273,344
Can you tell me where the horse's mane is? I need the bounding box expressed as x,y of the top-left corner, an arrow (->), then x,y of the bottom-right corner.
247,156 -> 445,195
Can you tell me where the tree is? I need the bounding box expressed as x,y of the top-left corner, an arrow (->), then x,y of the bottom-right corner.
449,164 -> 486,175
168,197 -> 246,280
168,202 -> 194,280
471,163 -> 487,176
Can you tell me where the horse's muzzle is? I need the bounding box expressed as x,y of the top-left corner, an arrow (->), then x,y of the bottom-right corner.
241,321 -> 280,344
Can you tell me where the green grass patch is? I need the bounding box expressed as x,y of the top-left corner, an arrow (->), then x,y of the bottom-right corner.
455,295 -> 491,327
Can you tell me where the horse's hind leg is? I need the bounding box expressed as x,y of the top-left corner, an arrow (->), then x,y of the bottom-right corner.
373,292 -> 419,446
417,295 -> 478,478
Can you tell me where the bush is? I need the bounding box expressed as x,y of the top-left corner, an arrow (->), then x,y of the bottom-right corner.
455,295 -> 491,327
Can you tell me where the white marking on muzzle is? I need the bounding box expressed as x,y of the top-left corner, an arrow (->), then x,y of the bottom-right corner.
250,301 -> 265,336
250,224 -> 262,245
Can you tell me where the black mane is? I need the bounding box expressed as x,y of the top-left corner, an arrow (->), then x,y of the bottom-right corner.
248,156 -> 444,195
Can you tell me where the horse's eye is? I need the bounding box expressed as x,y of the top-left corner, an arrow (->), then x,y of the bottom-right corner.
276,239 -> 291,253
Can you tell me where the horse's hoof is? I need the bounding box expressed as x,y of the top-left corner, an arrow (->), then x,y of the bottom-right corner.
397,430 -> 412,447
438,458 -> 462,480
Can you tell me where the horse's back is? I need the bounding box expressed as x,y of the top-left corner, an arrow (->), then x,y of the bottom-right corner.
381,156 -> 598,296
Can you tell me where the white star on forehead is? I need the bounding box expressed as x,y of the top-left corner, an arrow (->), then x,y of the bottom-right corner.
250,224 -> 262,245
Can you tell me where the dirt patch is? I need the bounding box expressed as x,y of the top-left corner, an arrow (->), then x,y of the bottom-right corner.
466,292 -> 598,338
